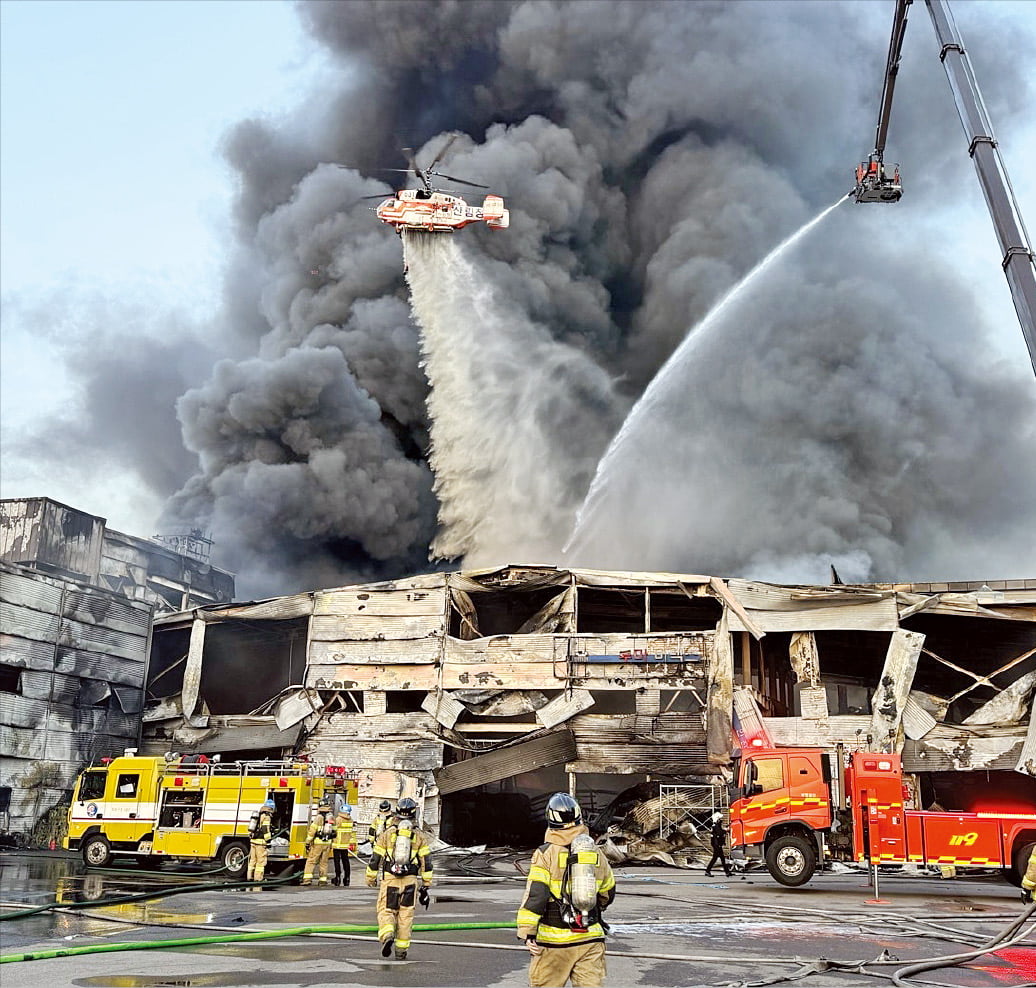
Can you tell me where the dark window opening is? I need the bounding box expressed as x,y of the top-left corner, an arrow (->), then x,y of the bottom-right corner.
148,626 -> 191,699
198,617 -> 308,714
587,690 -> 637,714
0,663 -> 21,694
905,615 -> 1036,722
659,690 -> 703,713
386,691 -> 427,713
576,588 -> 646,633
454,587 -> 567,637
322,690 -> 365,714
648,592 -> 723,631
147,581 -> 185,612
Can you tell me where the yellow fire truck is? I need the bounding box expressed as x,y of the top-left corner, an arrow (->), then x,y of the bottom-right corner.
64,752 -> 358,877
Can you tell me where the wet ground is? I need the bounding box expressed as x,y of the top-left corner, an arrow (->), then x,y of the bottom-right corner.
1,850 -> 1033,987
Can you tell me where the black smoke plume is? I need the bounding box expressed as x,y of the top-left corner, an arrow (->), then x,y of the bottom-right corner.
152,0 -> 1035,595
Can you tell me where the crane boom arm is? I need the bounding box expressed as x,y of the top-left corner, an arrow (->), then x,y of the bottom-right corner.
873,0 -> 913,158
924,0 -> 1036,376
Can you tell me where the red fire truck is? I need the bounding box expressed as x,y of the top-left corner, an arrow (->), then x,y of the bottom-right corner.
729,745 -> 1036,887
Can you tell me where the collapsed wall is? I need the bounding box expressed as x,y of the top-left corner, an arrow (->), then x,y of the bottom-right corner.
139,566 -> 1036,849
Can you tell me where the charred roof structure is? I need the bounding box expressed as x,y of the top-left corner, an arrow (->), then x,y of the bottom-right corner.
139,565 -> 1036,848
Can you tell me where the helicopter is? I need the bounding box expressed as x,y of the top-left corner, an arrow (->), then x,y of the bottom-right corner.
361,135 -> 509,234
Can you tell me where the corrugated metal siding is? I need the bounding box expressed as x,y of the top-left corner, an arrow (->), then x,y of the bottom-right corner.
0,499 -> 104,580
308,664 -> 437,690
728,600 -> 899,633
435,731 -> 576,795
446,635 -> 558,663
55,646 -> 145,686
58,616 -> 147,660
301,738 -> 443,772
0,568 -> 64,612
0,694 -> 49,728
19,669 -> 77,703
0,724 -> 48,759
0,634 -> 56,670
536,690 -> 595,728
3,606 -> 61,642
63,587 -> 151,634
903,734 -> 1024,772
309,638 -> 443,665
764,715 -> 874,748
310,614 -> 443,641
570,742 -> 709,773
314,588 -> 447,617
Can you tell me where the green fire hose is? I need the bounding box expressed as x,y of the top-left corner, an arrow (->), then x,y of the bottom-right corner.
0,921 -> 513,964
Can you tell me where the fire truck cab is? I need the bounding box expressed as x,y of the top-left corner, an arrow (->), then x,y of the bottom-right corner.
65,752 -> 358,877
730,745 -> 1036,888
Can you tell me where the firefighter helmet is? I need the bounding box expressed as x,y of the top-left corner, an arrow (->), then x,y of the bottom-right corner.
262,799 -> 275,810
545,792 -> 582,828
379,799 -> 392,812
396,797 -> 418,819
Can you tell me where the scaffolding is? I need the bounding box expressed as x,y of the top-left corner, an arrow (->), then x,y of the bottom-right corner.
152,528 -> 214,563
658,784 -> 727,840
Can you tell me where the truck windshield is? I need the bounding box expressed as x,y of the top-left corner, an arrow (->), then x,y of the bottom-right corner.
79,771 -> 106,801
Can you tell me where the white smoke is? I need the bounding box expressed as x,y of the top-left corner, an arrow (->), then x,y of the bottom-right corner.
403,230 -> 625,563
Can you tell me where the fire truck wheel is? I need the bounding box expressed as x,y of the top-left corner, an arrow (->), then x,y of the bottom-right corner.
82,834 -> 113,868
765,834 -> 816,887
1005,840 -> 1036,888
220,840 -> 249,878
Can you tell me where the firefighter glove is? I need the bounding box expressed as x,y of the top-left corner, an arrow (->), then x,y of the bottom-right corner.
366,876 -> 377,889
419,885 -> 430,909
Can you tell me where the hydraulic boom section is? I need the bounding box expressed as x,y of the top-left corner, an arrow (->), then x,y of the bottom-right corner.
853,0 -> 1036,377
853,0 -> 910,203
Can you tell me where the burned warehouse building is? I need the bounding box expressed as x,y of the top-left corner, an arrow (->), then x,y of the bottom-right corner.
139,564 -> 1036,855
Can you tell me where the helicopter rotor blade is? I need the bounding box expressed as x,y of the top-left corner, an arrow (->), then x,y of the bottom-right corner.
426,133 -> 458,172
430,171 -> 489,189
403,148 -> 431,190
358,192 -> 394,200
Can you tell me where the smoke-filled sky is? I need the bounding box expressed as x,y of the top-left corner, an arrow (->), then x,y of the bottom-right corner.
3,0 -> 1035,599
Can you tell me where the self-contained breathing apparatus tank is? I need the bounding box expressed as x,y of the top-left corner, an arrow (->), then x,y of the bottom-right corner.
390,820 -> 414,875
320,812 -> 336,841
565,832 -> 599,924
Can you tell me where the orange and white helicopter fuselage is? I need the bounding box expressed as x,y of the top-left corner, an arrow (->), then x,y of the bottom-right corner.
376,188 -> 509,233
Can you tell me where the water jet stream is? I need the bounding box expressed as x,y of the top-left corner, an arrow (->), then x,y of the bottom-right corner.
564,196 -> 848,556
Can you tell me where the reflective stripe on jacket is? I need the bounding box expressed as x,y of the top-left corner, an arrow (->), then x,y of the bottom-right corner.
516,823 -> 616,947
365,824 -> 433,885
333,816 -> 356,850
368,811 -> 394,843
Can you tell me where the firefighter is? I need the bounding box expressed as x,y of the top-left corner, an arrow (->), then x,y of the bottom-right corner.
365,797 -> 433,960
704,811 -> 732,878
368,799 -> 395,844
1022,845 -> 1036,904
332,805 -> 357,886
301,799 -> 335,886
516,793 -> 616,988
246,799 -> 275,891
